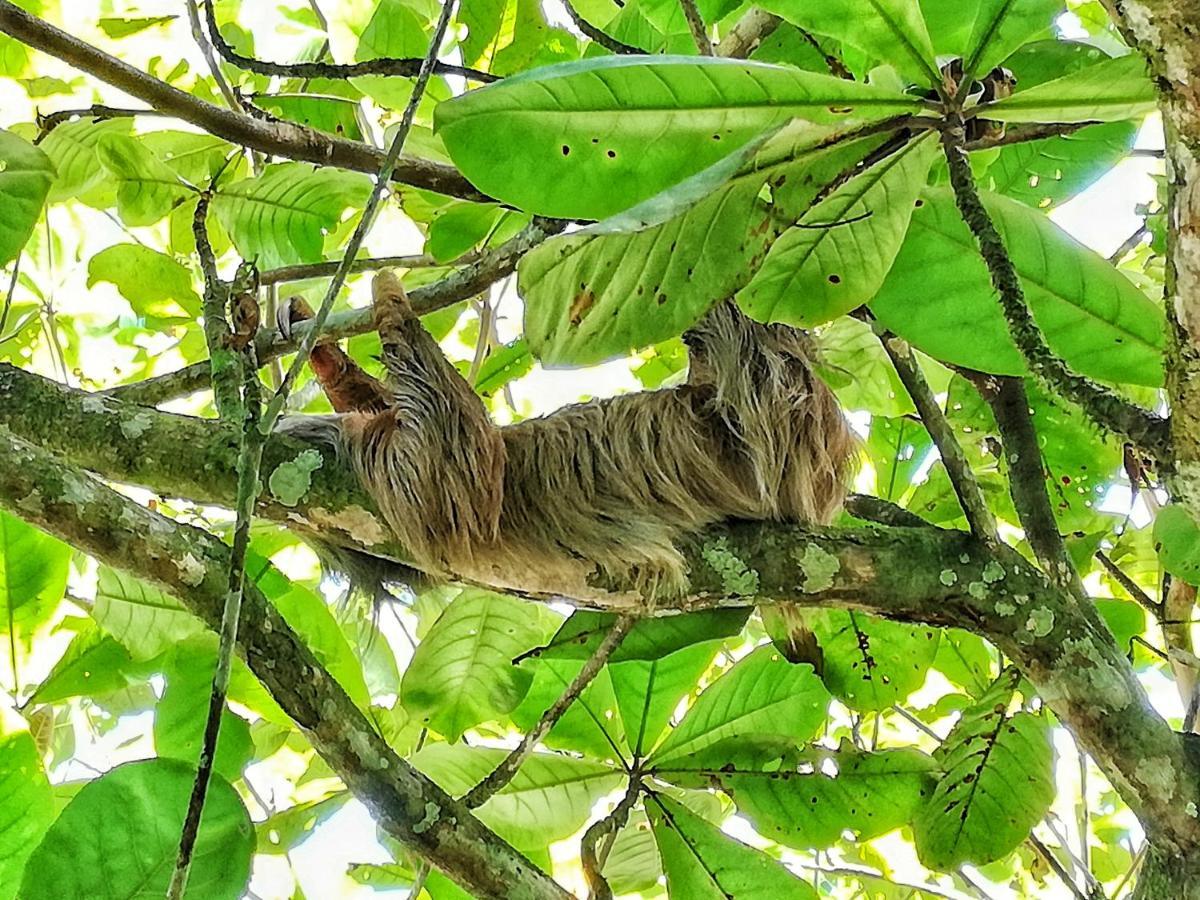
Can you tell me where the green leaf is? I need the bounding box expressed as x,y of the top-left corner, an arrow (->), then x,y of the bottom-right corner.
521,126 -> 890,365
212,163 -> 371,268
139,131 -> 237,188
97,133 -> 192,226
1154,506 -> 1200,585
428,201 -> 505,262
601,811 -> 663,895
97,15 -> 176,38
534,608 -> 749,662
0,722 -> 52,900
757,0 -> 940,84
91,566 -> 205,660
510,657 -> 628,758
808,610 -> 940,710
0,129 -> 53,266
411,743 -> 624,848
952,0 -> 1060,81
1,511 -> 70,644
611,641 -> 720,758
87,245 -> 202,318
27,622 -> 141,705
474,338 -> 533,398
650,645 -> 829,767
256,791 -> 350,855
870,187 -> 1166,387
246,554 -> 371,710
865,415 -> 933,502
983,53 -> 1156,123
251,94 -> 365,141
650,794 -> 818,899
436,56 -> 920,218
933,629 -> 994,694
156,649 -> 254,781
817,316 -> 920,417
21,759 -> 253,900
738,134 -> 936,326
353,0 -> 430,110
914,673 -> 1054,869
716,745 -> 939,849
39,118 -> 131,204
401,588 -> 550,740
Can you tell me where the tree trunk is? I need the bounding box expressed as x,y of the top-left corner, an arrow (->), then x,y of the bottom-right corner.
1135,845 -> 1200,899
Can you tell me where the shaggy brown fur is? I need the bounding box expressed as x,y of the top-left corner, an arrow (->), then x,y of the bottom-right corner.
283,272 -> 857,649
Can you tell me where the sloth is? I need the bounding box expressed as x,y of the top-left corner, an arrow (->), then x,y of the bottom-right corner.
280,272 -> 856,658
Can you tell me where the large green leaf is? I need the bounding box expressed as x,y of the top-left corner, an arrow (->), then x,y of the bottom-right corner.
247,554 -> 371,710
436,55 -> 921,218
807,609 -> 940,710
1154,506 -> 1200,585
401,588 -> 550,740
914,673 -> 1054,869
650,794 -> 818,899
865,415 -> 933,502
983,42 -> 1138,210
87,245 -> 201,319
929,0 -> 1059,81
1,510 -> 70,644
982,53 -> 1156,123
717,746 -> 938,849
870,187 -> 1166,387
509,657 -> 628,758
96,133 -> 192,226
21,759 -> 253,900
39,118 -> 131,204
138,131 -> 236,188
0,722 -> 52,900
212,163 -> 371,268
27,622 -> 142,705
650,645 -> 829,767
252,94 -> 365,141
738,133 -> 936,327
611,641 -> 721,758
758,0 -> 940,84
0,129 -> 53,266
155,649 -> 254,781
411,743 -> 624,848
91,566 -> 205,660
522,126 -> 890,365
533,608 -> 748,662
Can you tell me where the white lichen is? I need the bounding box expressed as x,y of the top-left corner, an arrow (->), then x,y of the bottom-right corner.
412,801 -> 442,834
268,449 -> 324,507
995,600 -> 1017,617
175,552 -> 207,587
119,411 -> 154,440
1026,608 -> 1054,638
1134,756 -> 1176,808
939,569 -> 958,586
793,544 -> 840,593
982,560 -> 1005,584
308,505 -> 389,547
702,536 -> 760,595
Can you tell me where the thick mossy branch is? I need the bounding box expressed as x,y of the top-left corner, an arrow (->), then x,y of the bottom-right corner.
0,429 -> 571,900
940,117 -> 1172,463
3,361 -> 1200,854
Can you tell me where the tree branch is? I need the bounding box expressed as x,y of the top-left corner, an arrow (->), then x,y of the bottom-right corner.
101,219 -> 561,407
463,614 -> 636,808
260,251 -> 474,286
714,8 -> 779,59
677,0 -> 714,56
560,0 -> 645,54
0,428 -> 571,900
2,363 -> 1198,854
201,0 -> 498,83
874,322 -> 998,541
940,115 -> 1171,463
0,0 -> 489,202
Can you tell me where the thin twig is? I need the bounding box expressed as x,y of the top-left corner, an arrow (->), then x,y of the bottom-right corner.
103,219 -> 559,407
186,0 -> 242,111
0,2 -> 487,202
1028,834 -> 1092,900
1109,224 -> 1150,263
940,115 -> 1171,462
1095,550 -> 1162,616
677,0 -> 713,56
581,777 -> 643,900
843,493 -> 929,527
34,104 -> 167,141
801,865 -> 972,900
260,250 -> 476,285
873,319 -> 998,542
193,167 -> 241,417
963,120 -> 1092,151
891,704 -> 943,741
202,0 -> 497,83
560,0 -> 645,54
464,614 -> 636,808
796,27 -> 853,79
0,255 -> 19,338
466,298 -> 494,386
168,328 -> 265,900
262,0 -> 458,431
